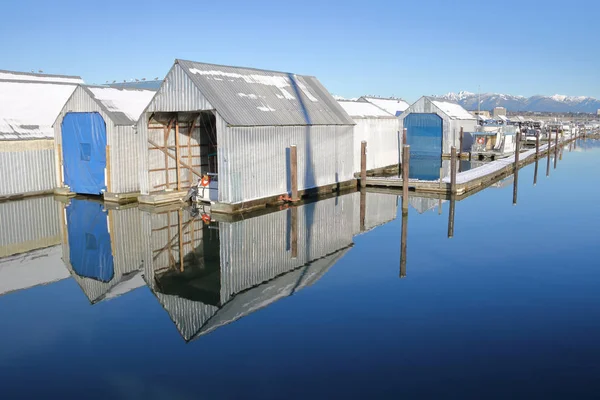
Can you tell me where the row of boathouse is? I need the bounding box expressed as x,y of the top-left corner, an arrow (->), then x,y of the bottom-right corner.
0,60 -> 478,212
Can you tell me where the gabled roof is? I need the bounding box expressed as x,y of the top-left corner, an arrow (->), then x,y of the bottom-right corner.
83,85 -> 156,125
337,100 -> 395,118
428,98 -> 476,120
174,59 -> 354,127
0,69 -> 83,84
0,79 -> 79,140
359,96 -> 410,116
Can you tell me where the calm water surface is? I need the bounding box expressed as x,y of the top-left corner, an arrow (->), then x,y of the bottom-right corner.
1,141 -> 599,399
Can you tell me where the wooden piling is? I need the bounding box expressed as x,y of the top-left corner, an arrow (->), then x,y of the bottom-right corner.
554,132 -> 559,170
290,145 -> 299,201
513,130 -> 520,205
402,145 -> 410,213
546,139 -> 551,177
400,212 -> 408,278
459,127 -> 464,159
450,146 -> 457,195
535,133 -> 540,159
360,141 -> 367,189
175,120 -> 181,190
402,128 -> 407,146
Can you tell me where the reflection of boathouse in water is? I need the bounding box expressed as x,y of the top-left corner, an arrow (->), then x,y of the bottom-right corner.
141,191 -> 398,341
58,199 -> 145,303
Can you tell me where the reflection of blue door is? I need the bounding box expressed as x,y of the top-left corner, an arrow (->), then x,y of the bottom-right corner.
62,112 -> 107,195
66,199 -> 114,282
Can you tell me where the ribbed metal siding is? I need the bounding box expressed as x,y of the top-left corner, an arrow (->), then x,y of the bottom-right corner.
364,193 -> 398,231
399,97 -> 478,154
220,125 -> 354,204
0,141 -> 56,196
0,196 -> 60,257
353,117 -> 401,173
54,86 -> 140,194
146,64 -> 214,113
219,192 -> 356,300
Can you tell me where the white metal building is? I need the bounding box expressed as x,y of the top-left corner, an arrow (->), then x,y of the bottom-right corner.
0,71 -> 83,198
337,100 -> 401,173
136,59 -> 356,212
53,85 -> 155,200
358,96 -> 410,117
399,96 -> 477,156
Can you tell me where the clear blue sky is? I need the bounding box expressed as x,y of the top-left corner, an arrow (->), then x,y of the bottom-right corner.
1,0 -> 598,102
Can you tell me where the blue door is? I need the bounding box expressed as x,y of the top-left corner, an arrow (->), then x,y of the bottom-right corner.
66,199 -> 114,282
62,112 -> 107,195
404,113 -> 443,180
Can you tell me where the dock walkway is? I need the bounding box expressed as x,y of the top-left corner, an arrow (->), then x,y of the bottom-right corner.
364,143 -> 554,196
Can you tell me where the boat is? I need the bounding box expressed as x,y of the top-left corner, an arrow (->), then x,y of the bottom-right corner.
470,124 -> 518,160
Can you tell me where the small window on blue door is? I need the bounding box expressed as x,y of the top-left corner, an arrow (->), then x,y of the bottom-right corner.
80,143 -> 91,161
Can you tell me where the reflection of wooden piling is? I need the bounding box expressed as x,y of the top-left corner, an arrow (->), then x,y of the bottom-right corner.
360,190 -> 366,232
450,146 -> 457,194
291,206 -> 298,259
360,141 -> 367,189
513,130 -> 520,205
546,139 -> 551,177
400,212 -> 408,278
554,131 -> 559,169
402,144 -> 410,213
447,194 -> 456,238
290,145 -> 299,201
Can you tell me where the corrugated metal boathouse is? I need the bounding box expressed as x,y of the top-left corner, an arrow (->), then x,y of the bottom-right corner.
337,99 -> 401,174
53,85 -> 155,201
0,70 -> 83,199
399,96 -> 477,158
136,59 -> 356,213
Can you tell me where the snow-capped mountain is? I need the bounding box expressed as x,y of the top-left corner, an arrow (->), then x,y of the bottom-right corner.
436,91 -> 600,113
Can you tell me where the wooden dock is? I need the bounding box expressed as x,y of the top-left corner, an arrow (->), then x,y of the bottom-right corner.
363,142 -> 557,196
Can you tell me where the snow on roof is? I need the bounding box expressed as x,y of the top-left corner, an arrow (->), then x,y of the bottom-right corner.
337,100 -> 395,118
0,70 -> 83,84
0,80 -> 79,140
86,86 -> 156,125
360,96 -> 410,116
175,59 -> 354,126
430,100 -> 476,120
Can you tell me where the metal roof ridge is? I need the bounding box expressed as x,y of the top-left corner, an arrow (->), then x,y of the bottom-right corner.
175,58 -> 316,78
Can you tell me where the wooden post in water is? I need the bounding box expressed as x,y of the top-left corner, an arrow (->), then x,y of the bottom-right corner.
175,120 -> 181,190
397,130 -> 402,177
459,127 -> 464,159
290,145 -> 299,201
533,129 -> 540,185
360,141 -> 367,189
402,144 -> 410,213
450,146 -> 457,195
403,128 -> 407,146
513,130 -> 521,205
400,211 -> 408,278
447,195 -> 456,238
554,131 -> 559,170
546,138 -> 551,177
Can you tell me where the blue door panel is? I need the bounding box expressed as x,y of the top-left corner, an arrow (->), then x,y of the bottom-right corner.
66,199 -> 114,282
404,113 -> 443,180
62,112 -> 107,195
